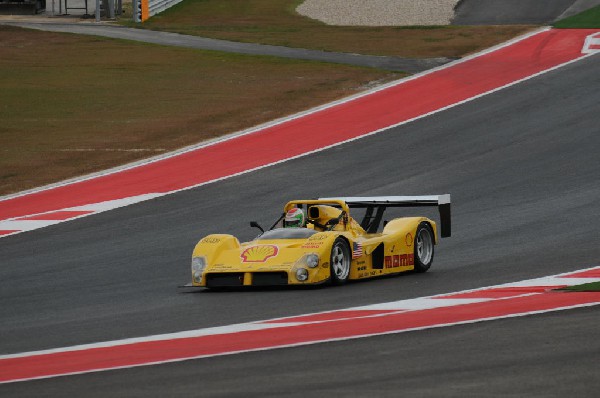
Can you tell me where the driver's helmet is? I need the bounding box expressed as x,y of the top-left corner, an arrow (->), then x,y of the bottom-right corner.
284,208 -> 305,228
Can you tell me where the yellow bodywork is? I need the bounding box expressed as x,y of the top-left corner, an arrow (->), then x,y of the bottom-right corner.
191,199 -> 438,288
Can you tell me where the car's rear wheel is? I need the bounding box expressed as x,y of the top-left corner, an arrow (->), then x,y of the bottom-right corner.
414,223 -> 434,273
330,238 -> 351,284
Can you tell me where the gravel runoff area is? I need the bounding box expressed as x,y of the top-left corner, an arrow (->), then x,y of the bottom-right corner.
296,0 -> 460,26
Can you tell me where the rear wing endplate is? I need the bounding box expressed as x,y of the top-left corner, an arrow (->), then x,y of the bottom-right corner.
319,195 -> 451,238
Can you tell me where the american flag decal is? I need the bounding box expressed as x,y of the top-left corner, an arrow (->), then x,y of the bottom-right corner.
352,242 -> 363,258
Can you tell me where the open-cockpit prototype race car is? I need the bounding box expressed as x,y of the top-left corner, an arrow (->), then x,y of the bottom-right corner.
189,196 -> 451,289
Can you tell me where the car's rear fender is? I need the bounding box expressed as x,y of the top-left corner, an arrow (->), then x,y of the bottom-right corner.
383,217 -> 438,243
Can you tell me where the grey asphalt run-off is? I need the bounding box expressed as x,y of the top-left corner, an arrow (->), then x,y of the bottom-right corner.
0,21 -> 451,73
1,45 -> 599,395
452,0 -> 600,25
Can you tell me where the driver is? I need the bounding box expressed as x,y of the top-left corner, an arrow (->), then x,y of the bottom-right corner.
283,208 -> 306,228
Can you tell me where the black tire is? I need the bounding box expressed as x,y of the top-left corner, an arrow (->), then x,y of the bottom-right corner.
414,223 -> 434,273
330,238 -> 351,284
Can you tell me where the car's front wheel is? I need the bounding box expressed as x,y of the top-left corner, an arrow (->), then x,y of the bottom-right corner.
414,223 -> 434,273
330,238 -> 351,284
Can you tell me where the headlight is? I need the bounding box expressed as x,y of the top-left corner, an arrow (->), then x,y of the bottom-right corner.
296,268 -> 308,281
191,256 -> 207,283
292,254 -> 319,282
306,254 -> 319,268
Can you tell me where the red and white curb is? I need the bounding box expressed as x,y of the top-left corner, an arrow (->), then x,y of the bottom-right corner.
1,266 -> 599,384
583,32 -> 600,53
0,194 -> 161,236
1,29 -> 599,239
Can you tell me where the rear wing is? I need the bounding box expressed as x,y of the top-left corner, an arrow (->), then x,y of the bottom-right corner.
319,195 -> 451,237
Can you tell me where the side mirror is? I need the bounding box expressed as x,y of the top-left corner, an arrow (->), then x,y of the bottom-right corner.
250,221 -> 264,233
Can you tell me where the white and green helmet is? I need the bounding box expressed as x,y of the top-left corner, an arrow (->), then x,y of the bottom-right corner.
284,208 -> 305,228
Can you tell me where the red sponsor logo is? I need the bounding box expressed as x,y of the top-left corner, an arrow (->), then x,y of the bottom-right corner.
301,243 -> 322,249
385,254 -> 414,268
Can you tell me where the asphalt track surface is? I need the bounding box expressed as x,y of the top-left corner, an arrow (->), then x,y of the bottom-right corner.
1,41 -> 599,394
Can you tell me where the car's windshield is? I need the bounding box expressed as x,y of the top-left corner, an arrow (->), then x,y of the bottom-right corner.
255,228 -> 318,240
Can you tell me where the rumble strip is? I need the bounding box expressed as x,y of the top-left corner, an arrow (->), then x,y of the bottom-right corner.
1,266 -> 599,384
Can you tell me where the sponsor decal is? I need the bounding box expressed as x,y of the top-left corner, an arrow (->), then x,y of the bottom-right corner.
256,267 -> 287,271
405,233 -> 413,247
352,242 -> 363,258
202,237 -> 221,244
240,245 -> 279,263
211,264 -> 232,269
309,234 -> 328,241
357,265 -> 367,271
384,254 -> 414,268
301,242 -> 323,249
321,262 -> 329,269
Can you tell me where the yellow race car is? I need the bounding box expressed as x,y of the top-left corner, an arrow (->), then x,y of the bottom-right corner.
189,196 -> 451,288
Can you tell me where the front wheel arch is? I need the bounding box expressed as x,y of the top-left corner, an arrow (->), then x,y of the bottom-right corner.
329,237 -> 351,285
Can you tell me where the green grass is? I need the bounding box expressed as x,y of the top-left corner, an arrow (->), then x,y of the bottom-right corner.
558,282 -> 600,292
1,2 -> 542,196
554,5 -> 600,28
119,0 -> 534,59
0,25 -> 398,195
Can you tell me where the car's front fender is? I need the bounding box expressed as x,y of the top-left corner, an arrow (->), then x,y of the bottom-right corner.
192,234 -> 241,259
